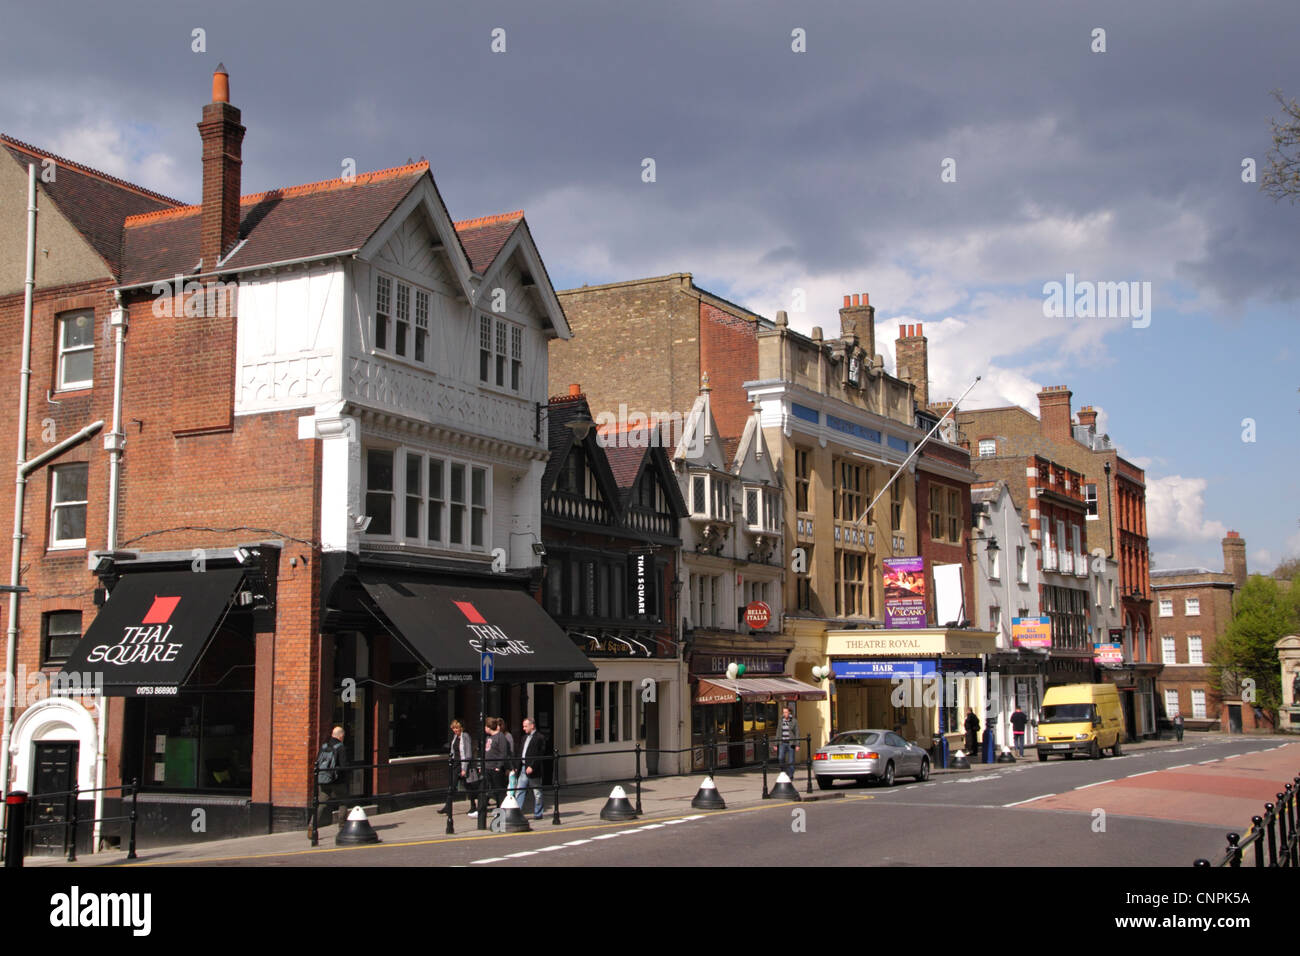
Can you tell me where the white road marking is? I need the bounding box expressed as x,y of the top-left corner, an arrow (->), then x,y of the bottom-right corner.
1074,779 -> 1114,790
471,857 -> 506,864
592,833 -> 621,840
537,845 -> 565,852
640,823 -> 666,829
1127,770 -> 1157,778
956,774 -> 1000,784
663,819 -> 688,825
1166,764 -> 1190,770
1198,759 -> 1219,765
1003,794 -> 1055,807
563,840 -> 590,846
505,851 -> 537,858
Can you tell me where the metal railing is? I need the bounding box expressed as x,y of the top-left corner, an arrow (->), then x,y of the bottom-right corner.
2,780 -> 139,866
1194,773 -> 1300,867
307,734 -> 817,845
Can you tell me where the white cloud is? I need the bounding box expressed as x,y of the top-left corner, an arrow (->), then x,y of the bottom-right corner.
1146,475 -> 1228,548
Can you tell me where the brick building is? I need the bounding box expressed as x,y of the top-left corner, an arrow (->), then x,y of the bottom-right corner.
551,274 -> 771,441
1151,532 -> 1256,733
958,386 -> 1160,737
0,67 -> 586,851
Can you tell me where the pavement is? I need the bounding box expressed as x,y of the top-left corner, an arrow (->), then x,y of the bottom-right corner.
22,732 -> 1258,867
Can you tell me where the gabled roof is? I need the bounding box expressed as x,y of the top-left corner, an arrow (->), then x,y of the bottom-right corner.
541,393 -> 620,512
455,210 -> 523,273
119,162 -> 432,285
599,425 -> 688,519
1,134 -> 183,275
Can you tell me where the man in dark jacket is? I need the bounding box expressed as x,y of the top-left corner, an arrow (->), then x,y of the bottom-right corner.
314,725 -> 348,828
778,706 -> 800,777
964,708 -> 980,756
517,717 -> 547,819
484,718 -> 509,809
1009,706 -> 1029,757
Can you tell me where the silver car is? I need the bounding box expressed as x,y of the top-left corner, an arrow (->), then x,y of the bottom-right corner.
813,729 -> 931,789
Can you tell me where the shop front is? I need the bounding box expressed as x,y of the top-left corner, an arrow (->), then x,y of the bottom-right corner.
688,649 -> 824,770
824,628 -> 998,754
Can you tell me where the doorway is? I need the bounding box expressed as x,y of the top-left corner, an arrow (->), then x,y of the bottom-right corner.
1228,705 -> 1242,734
29,741 -> 78,857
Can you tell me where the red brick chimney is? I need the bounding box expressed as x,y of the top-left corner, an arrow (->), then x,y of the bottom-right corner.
174,66 -> 242,436
838,292 -> 875,358
1037,385 -> 1073,446
895,323 -> 929,409
1076,405 -> 1098,429
1222,531 -> 1247,590
198,63 -> 244,270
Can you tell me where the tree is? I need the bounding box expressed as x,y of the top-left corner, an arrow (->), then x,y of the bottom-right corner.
1209,574 -> 1300,727
1262,90 -> 1300,203
1273,556 -> 1300,582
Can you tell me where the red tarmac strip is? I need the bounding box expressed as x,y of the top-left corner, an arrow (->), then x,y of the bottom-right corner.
1019,744 -> 1300,827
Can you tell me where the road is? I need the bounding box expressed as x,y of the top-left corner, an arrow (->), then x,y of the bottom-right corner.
130,735 -> 1295,867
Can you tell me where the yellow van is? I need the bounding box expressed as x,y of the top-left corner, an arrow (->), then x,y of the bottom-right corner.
1035,684 -> 1124,760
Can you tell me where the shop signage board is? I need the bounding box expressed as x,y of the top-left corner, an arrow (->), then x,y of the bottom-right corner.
832,660 -> 938,679
744,601 -> 772,629
825,630 -> 997,658
696,654 -> 785,676
1093,643 -> 1123,664
882,556 -> 927,629
1012,616 -> 1052,649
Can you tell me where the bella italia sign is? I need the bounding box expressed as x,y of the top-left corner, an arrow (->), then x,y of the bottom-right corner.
824,630 -> 997,658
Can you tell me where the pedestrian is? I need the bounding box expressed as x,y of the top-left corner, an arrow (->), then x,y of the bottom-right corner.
517,717 -> 547,819
484,717 -> 509,810
499,716 -> 518,801
1009,705 -> 1028,757
1173,711 -> 1184,742
443,720 -> 477,815
314,725 -> 348,828
964,708 -> 980,756
778,705 -> 800,778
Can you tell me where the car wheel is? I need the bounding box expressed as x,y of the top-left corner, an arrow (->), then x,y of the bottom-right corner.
881,761 -> 895,787
1091,740 -> 1102,760
1038,752 -> 1049,762
816,776 -> 832,790
1113,739 -> 1122,757
916,758 -> 930,782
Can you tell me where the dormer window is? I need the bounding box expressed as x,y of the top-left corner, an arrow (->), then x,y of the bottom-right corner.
690,471 -> 730,522
744,484 -> 780,534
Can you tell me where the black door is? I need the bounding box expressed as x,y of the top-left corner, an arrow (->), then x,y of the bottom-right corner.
533,685 -> 555,785
29,742 -> 78,856
1228,705 -> 1242,734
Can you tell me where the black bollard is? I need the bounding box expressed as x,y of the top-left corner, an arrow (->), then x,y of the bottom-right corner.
4,792 -> 28,868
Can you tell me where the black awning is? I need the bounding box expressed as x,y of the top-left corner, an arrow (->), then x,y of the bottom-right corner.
359,572 -> 597,684
59,568 -> 245,697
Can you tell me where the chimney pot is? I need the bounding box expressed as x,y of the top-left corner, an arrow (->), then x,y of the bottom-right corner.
569,384 -> 580,397
862,293 -> 869,307
852,294 -> 860,307
916,323 -> 923,337
843,295 -> 851,308
212,64 -> 229,103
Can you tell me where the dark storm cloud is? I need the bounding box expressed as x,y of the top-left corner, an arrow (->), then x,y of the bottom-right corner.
0,0 -> 1295,304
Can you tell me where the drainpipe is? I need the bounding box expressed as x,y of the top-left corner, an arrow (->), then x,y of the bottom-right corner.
1,165 -> 37,803
92,293 -> 128,850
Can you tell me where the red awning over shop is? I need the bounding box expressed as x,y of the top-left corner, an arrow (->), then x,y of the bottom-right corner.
694,676 -> 826,705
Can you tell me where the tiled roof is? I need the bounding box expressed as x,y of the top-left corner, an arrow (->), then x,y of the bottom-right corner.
1,134 -> 182,275
604,441 -> 647,494
453,210 -> 523,273
119,163 -> 430,285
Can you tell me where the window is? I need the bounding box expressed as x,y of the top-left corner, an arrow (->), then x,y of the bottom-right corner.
364,449 -> 395,537
890,480 -> 903,532
1188,635 -> 1203,665
1056,519 -> 1069,573
57,310 -> 94,389
978,439 -> 996,458
1042,521 -> 1055,570
928,485 -> 962,544
796,546 -> 813,611
594,682 -> 605,744
375,276 -> 391,351
1072,525 -> 1083,577
609,681 -> 619,742
693,574 -> 722,629
794,448 -> 810,512
1191,689 -> 1206,720
622,680 -> 633,742
1185,597 -> 1200,616
928,486 -> 943,540
1162,636 -> 1177,664
947,489 -> 961,543
394,281 -> 410,357
989,548 -> 1000,579
689,472 -> 729,521
833,459 -> 863,522
1158,598 -> 1173,617
42,611 -> 82,665
572,683 -> 591,746
414,289 -> 429,363
835,549 -> 865,617
478,315 -> 522,392
365,447 -> 489,551
1084,483 -> 1098,518
1017,546 -> 1028,584
49,463 -> 88,548
989,606 -> 1002,632
1164,688 -> 1179,718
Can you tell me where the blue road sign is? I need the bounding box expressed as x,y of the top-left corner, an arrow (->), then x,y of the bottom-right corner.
480,651 -> 494,682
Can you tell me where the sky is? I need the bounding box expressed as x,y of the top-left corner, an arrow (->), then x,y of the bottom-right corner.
1,0 -> 1296,573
